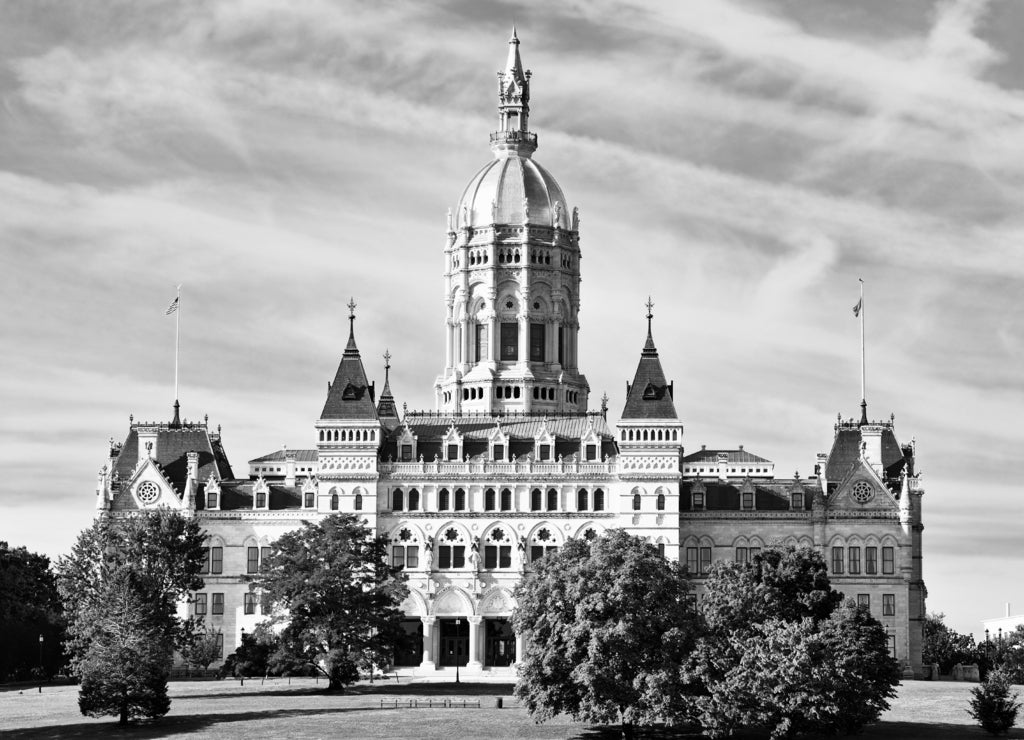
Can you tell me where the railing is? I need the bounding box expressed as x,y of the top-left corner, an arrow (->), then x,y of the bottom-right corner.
489,130 -> 537,146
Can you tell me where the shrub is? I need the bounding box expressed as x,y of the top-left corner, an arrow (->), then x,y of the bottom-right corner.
968,669 -> 1021,736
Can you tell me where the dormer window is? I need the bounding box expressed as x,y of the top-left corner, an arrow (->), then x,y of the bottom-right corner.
539,444 -> 551,461
492,443 -> 504,461
401,444 -> 413,462
642,383 -> 658,399
791,492 -> 804,510
447,444 -> 459,461
585,444 -> 597,461
741,491 -> 754,510
692,491 -> 704,511
341,383 -> 359,400
206,490 -> 218,509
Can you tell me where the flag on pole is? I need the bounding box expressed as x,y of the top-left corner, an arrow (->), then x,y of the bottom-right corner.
852,297 -> 862,317
165,296 -> 180,315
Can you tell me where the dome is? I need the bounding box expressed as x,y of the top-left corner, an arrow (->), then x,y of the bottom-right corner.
457,153 -> 571,230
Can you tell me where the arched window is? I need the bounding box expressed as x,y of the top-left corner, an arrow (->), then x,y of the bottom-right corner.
330,492 -> 339,510
206,490 -> 218,509
333,430 -> 338,441
546,488 -> 558,511
392,489 -> 404,511
530,488 -> 542,512
454,488 -> 467,511
632,493 -> 642,511
319,430 -> 324,441
408,489 -> 420,511
304,491 -> 314,508
577,489 -> 588,511
656,493 -> 666,511
484,488 -> 496,511
438,488 -> 451,511
500,488 -> 512,511
354,493 -> 363,510
594,489 -> 605,511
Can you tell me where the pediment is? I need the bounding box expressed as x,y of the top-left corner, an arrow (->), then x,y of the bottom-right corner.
829,459 -> 897,511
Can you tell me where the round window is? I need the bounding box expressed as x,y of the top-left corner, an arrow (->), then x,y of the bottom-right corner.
851,481 -> 874,504
137,480 -> 160,504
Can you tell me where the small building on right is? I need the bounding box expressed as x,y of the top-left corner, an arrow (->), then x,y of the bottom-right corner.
982,605 -> 1024,642
680,403 -> 926,679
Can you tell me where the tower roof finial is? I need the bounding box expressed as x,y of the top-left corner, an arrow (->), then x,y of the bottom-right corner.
643,297 -> 657,356
345,298 -> 358,354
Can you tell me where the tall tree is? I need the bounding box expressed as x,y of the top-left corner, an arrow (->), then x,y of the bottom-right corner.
56,510 -> 206,723
255,513 -> 408,691
513,530 -> 698,739
688,546 -> 899,739
924,612 -> 977,674
0,541 -> 64,681
77,573 -> 173,724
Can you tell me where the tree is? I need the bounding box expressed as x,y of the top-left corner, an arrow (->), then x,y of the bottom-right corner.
924,612 -> 977,674
77,574 -> 173,723
0,541 -> 65,681
255,513 -> 408,691
969,668 -> 1021,735
688,546 -> 899,739
181,629 -> 223,673
56,510 -> 207,723
512,530 -> 699,739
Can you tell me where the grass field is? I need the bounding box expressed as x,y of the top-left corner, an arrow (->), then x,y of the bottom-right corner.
1,678 -> 1023,739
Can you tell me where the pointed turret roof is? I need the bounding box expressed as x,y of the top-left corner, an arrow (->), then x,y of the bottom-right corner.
504,26 -> 526,84
320,299 -> 379,421
621,299 -> 678,420
376,349 -> 401,431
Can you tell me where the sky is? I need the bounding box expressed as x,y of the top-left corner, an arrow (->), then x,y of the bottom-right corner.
1,0 -> 1022,637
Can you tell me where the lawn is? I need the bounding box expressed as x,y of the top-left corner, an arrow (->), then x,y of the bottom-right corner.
1,678 -> 1022,739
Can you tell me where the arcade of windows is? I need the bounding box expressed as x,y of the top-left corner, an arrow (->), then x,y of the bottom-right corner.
830,545 -> 895,576
621,428 -> 679,442
318,428 -> 376,442
388,486 -> 608,513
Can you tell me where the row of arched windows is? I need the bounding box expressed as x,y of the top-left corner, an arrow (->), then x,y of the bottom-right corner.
319,428 -> 375,442
388,486 -> 608,513
621,428 -> 678,442
633,493 -> 667,511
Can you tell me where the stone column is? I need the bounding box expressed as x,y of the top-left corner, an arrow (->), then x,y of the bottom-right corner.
468,616 -> 483,668
420,616 -> 436,669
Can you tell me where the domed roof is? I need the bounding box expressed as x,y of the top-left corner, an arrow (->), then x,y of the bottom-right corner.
457,153 -> 571,230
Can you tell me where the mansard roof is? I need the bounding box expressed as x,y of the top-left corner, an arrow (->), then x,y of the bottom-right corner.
683,447 -> 771,464
825,421 -> 905,483
380,412 -> 617,461
681,479 -> 812,511
197,480 -> 304,511
111,419 -> 233,496
320,319 -> 379,421
621,317 -> 678,420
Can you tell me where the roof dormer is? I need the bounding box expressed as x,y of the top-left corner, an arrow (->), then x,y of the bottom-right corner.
488,422 -> 510,462
442,423 -> 464,462
534,421 -> 555,462
396,422 -> 419,462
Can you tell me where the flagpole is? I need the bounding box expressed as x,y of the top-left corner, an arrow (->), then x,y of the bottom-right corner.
859,278 -> 865,410
175,284 -> 181,404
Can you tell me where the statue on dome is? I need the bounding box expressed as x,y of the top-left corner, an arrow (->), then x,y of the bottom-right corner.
572,206 -> 580,231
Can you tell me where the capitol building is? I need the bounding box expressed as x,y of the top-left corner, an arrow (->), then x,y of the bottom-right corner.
93,32 -> 927,678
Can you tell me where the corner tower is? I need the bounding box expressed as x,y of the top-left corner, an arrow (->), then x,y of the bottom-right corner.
435,30 -> 589,415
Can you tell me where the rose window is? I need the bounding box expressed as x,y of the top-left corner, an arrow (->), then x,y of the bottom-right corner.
851,481 -> 874,504
136,481 -> 159,504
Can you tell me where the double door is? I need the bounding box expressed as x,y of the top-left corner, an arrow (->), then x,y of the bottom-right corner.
438,618 -> 469,667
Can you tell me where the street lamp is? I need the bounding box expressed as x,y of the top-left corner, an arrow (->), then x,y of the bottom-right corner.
239,628 -> 246,687
37,634 -> 43,694
454,618 -> 462,684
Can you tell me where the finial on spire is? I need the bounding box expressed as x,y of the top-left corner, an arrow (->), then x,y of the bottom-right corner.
645,296 -> 654,330
172,399 -> 181,428
859,399 -> 868,426
384,349 -> 391,369
343,298 -> 360,355
510,25 -> 519,43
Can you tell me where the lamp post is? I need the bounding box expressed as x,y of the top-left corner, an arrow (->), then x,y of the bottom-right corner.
239,627 -> 246,687
37,634 -> 43,694
455,618 -> 461,685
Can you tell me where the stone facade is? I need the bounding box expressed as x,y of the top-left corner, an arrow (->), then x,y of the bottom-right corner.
91,31 -> 926,678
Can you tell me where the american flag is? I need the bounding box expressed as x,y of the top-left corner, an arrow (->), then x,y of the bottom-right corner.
165,296 -> 179,315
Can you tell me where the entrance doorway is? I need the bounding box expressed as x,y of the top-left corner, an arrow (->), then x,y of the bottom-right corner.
485,618 -> 516,666
438,618 -> 469,667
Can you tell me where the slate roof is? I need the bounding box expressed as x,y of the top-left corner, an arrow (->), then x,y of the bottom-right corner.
112,423 -> 234,495
198,481 -> 304,511
681,479 -> 811,512
621,320 -> 678,420
320,322 -> 379,421
249,449 -> 319,464
381,412 -> 617,461
683,448 -> 771,464
825,424 -> 906,483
